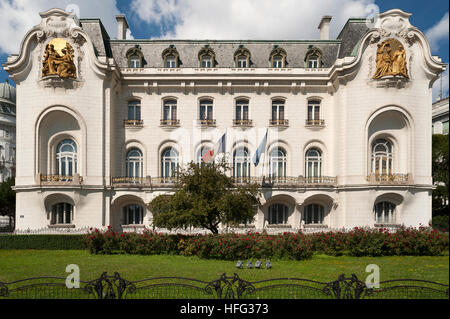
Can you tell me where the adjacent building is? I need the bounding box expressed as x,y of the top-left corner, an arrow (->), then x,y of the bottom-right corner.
3,8 -> 446,233
0,80 -> 16,182
432,97 -> 449,135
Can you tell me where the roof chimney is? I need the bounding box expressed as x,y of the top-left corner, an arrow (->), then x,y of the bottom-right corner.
115,14 -> 129,40
318,16 -> 332,40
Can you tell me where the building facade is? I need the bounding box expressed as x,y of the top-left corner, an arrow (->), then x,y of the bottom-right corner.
3,8 -> 446,233
432,97 -> 449,135
0,80 -> 16,182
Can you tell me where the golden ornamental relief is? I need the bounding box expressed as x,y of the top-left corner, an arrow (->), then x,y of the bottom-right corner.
372,38 -> 408,79
42,38 -> 77,79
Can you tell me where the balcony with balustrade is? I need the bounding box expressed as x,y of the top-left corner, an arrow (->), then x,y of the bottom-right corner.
232,119 -> 253,127
38,173 -> 83,186
198,119 -> 216,127
123,119 -> 144,127
269,119 -> 289,127
366,173 -> 412,185
160,119 -> 180,127
305,119 -> 325,128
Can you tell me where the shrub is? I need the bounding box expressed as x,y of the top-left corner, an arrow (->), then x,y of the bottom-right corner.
432,215 -> 449,233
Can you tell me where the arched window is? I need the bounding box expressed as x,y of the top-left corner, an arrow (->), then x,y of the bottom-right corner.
51,202 -> 73,225
233,147 -> 250,181
305,48 -> 322,68
199,47 -> 215,68
161,147 -> 179,182
303,204 -> 324,224
234,47 -> 251,68
270,48 -> 287,68
371,139 -> 393,179
269,147 -> 287,181
162,47 -> 180,68
126,148 -> 143,179
56,139 -> 77,177
127,47 -> 144,68
305,148 -> 322,180
197,145 -> 211,163
268,203 -> 288,225
123,204 -> 144,225
374,201 -> 396,224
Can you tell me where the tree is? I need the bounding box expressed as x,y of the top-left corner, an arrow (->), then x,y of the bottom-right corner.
0,177 -> 16,230
148,160 -> 260,234
432,134 -> 449,230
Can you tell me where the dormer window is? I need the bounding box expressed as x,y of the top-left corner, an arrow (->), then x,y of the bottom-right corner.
162,47 -> 180,68
305,47 -> 322,68
198,47 -> 215,68
270,48 -> 287,68
126,47 -> 144,68
234,47 -> 251,68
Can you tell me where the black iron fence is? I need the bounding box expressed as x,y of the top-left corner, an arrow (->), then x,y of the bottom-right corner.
0,273 -> 448,299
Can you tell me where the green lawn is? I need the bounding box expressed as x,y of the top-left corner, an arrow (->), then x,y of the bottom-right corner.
0,250 -> 448,284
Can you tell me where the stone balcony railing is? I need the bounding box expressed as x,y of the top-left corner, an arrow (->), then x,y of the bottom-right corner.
198,119 -> 216,126
269,119 -> 289,127
305,119 -> 325,127
366,173 -> 412,185
232,119 -> 253,126
123,119 -> 144,127
160,119 -> 180,127
109,175 -> 337,188
38,173 -> 83,185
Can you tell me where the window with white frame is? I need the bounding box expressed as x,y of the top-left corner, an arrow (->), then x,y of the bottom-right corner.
268,203 -> 288,224
128,55 -> 141,68
51,202 -> 73,225
128,100 -> 141,120
165,55 -> 176,68
307,54 -> 319,68
304,204 -> 324,224
235,99 -> 249,121
123,204 -> 144,225
307,100 -> 321,122
233,147 -> 250,180
126,148 -> 143,179
201,55 -> 212,68
199,99 -> 213,121
374,201 -> 396,224
237,55 -> 248,68
371,139 -> 393,177
305,148 -> 322,178
161,147 -> 179,182
163,99 -> 177,121
272,100 -> 285,121
269,148 -> 287,180
56,139 -> 77,177
272,55 -> 283,68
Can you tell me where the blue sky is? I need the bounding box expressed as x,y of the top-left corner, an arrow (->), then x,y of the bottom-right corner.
0,0 -> 448,98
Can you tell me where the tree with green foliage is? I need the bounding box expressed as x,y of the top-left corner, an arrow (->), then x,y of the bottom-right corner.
0,177 -> 15,230
432,134 -> 449,231
148,160 -> 260,234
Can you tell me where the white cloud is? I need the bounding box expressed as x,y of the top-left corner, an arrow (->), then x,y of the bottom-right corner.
425,12 -> 449,52
129,0 -> 377,40
0,0 -> 124,54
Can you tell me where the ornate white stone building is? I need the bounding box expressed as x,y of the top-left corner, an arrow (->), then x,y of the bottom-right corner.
3,8 -> 446,233
0,80 -> 16,182
432,97 -> 449,135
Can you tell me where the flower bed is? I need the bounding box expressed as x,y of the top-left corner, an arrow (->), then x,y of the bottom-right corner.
83,226 -> 449,260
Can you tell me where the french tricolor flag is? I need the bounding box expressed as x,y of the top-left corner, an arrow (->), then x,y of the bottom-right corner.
202,132 -> 226,163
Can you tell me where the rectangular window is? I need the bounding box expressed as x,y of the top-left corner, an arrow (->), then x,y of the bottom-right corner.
237,56 -> 247,68
200,101 -> 213,120
201,56 -> 212,68
443,121 -> 449,135
236,101 -> 249,120
163,101 -> 177,120
128,101 -> 141,120
307,101 -> 320,120
272,102 -> 284,120
308,59 -> 318,68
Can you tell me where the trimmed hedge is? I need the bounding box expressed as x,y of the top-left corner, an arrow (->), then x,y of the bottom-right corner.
0,235 -> 85,250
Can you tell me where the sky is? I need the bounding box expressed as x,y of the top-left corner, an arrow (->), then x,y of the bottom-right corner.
0,0 -> 448,100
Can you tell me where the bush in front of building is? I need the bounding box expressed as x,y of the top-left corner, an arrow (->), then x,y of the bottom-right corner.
83,226 -> 449,259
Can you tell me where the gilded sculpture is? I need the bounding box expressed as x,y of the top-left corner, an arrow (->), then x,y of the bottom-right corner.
372,38 -> 408,79
42,38 -> 76,79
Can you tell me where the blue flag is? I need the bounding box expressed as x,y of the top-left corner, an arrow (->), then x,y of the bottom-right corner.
252,129 -> 267,166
